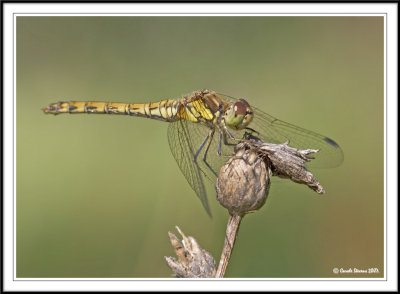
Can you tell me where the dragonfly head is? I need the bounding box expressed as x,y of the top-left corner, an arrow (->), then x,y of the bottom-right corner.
224,99 -> 253,130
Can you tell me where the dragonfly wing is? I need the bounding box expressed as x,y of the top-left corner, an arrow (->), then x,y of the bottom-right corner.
216,93 -> 344,168
167,119 -> 212,216
251,107 -> 344,168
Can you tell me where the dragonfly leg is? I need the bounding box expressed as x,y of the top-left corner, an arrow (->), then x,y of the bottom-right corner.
201,129 -> 218,177
218,132 -> 234,155
218,132 -> 222,155
224,125 -> 260,146
216,132 -> 238,157
223,132 -> 238,147
245,127 -> 260,136
223,125 -> 244,144
194,130 -> 212,165
224,127 -> 236,140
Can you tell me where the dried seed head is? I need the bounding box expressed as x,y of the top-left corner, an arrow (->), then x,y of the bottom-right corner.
216,146 -> 271,215
165,226 -> 216,278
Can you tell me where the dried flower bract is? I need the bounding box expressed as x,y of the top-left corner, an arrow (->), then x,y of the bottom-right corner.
216,146 -> 271,215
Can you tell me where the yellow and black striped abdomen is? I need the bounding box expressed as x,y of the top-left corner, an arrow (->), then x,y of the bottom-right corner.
42,90 -> 226,124
42,100 -> 182,122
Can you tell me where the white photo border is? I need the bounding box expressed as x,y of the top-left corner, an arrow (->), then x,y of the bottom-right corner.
3,2 -> 397,292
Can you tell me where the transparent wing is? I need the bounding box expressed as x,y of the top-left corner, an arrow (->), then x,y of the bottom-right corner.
251,107 -> 344,168
167,119 -> 212,216
183,120 -> 235,183
217,93 -> 344,168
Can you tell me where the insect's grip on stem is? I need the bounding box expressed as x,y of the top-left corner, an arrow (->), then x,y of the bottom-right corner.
166,135 -> 325,278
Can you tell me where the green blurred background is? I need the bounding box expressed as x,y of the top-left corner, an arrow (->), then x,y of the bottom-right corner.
17,16 -> 384,278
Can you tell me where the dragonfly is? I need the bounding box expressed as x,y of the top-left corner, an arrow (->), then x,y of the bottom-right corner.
42,89 -> 344,216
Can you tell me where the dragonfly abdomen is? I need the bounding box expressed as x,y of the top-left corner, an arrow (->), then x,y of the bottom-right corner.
42,100 -> 181,121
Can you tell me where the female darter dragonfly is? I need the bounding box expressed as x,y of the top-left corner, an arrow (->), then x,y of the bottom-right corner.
43,89 -> 344,216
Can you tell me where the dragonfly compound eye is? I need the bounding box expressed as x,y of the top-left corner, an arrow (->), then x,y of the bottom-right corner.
225,100 -> 254,130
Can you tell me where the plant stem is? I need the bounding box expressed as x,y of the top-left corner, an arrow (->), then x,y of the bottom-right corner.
215,213 -> 243,278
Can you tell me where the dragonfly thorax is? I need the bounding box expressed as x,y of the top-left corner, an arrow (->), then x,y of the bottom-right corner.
223,99 -> 254,130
